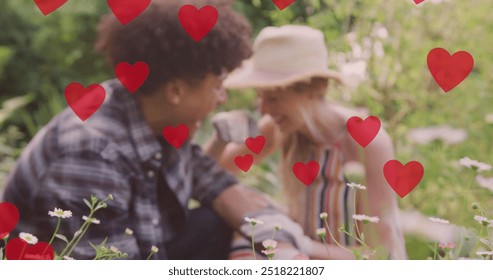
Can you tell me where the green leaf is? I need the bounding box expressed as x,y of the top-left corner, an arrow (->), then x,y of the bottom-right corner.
88,241 -> 98,251
83,198 -> 91,209
55,234 -> 68,243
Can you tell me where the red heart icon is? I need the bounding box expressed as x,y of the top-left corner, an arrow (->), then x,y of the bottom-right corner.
106,0 -> 151,25
427,48 -> 474,93
5,238 -> 54,260
272,0 -> 296,10
293,161 -> 320,187
245,136 -> 265,155
115,61 -> 149,93
34,0 -> 68,15
414,0 -> 425,4
347,116 -> 381,148
384,160 -> 424,198
234,154 -> 253,172
64,82 -> 106,121
0,202 -> 20,239
162,124 -> 189,149
178,4 -> 218,42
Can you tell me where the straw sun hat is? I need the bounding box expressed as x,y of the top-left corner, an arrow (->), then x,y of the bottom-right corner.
223,25 -> 343,89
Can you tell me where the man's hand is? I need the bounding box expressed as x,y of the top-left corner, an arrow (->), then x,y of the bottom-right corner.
212,110 -> 259,143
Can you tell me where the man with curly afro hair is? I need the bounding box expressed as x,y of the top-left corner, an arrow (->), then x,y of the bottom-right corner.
3,0 -> 312,259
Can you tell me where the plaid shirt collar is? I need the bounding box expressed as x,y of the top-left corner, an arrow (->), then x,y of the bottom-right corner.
106,79 -> 183,168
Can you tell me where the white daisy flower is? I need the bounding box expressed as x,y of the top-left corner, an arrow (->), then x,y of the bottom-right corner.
429,0 -> 450,4
428,217 -> 450,224
244,217 -> 264,226
48,208 -> 73,219
474,215 -> 491,227
261,249 -> 276,257
110,246 -> 119,253
480,238 -> 493,247
347,183 -> 367,190
476,176 -> 493,192
19,232 -> 38,245
408,126 -> 467,145
82,216 -> 100,224
476,251 -> 493,256
459,157 -> 492,172
63,256 -> 75,260
353,214 -> 380,223
262,239 -> 278,249
319,212 -> 328,220
125,228 -> 134,235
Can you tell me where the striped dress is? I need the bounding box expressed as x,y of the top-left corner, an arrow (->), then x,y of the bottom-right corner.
304,142 -> 357,247
229,143 -> 357,259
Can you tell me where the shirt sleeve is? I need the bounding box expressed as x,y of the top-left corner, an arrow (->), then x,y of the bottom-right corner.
3,152 -> 141,260
189,144 -> 239,206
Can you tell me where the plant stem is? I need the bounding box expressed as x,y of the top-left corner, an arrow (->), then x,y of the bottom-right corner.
65,219 -> 92,257
433,242 -> 438,260
59,211 -> 94,258
353,191 -> 363,240
146,252 -> 155,260
321,239 -> 331,258
48,218 -> 61,245
324,220 -> 352,253
251,225 -> 257,259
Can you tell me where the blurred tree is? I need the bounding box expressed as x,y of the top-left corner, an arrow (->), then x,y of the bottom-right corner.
0,0 -> 110,136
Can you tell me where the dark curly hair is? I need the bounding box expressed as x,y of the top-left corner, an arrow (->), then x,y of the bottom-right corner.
95,0 -> 252,94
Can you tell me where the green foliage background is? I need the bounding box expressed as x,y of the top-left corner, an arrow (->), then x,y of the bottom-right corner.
1,0 -> 492,259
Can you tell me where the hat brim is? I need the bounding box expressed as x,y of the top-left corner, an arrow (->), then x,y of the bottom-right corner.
224,60 -> 345,89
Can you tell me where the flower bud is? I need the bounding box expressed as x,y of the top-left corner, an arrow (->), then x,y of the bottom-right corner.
316,228 -> 326,239
151,246 -> 159,253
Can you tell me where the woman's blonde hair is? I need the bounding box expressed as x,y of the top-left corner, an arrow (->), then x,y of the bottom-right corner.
277,77 -> 329,220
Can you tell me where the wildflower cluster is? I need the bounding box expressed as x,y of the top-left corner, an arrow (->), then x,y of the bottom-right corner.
314,182 -> 382,259
422,157 -> 493,259
261,239 -> 278,260
1,194 -> 141,260
89,238 -> 128,260
244,217 -> 284,260
471,203 -> 493,259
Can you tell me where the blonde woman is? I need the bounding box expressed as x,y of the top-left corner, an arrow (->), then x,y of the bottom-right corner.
204,25 -> 407,259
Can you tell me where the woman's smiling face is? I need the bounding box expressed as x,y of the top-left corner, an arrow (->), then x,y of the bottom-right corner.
256,79 -> 328,134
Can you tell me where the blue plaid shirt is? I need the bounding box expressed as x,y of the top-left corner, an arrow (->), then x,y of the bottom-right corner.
2,79 -> 238,259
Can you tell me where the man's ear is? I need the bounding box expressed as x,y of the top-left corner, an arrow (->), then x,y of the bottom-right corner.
163,80 -> 181,105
